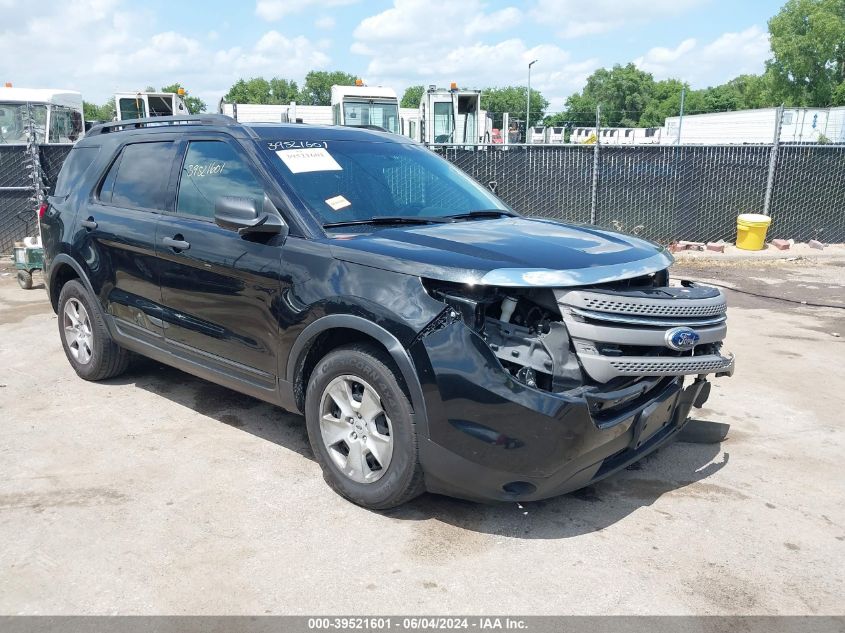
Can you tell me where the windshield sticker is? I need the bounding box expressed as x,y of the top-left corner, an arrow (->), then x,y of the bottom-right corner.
267,140 -> 327,151
276,148 -> 342,174
325,195 -> 351,211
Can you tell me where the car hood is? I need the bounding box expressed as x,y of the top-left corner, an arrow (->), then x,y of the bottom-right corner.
326,217 -> 673,287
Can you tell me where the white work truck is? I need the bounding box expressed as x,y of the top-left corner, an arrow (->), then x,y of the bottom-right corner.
0,87 -> 83,144
114,91 -> 189,121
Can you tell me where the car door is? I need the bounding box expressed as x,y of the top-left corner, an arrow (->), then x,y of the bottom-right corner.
156,135 -> 285,392
78,138 -> 179,343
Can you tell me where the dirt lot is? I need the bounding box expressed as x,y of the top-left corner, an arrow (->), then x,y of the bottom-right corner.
0,255 -> 843,615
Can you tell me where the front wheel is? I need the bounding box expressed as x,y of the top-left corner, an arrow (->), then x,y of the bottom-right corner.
304,344 -> 425,509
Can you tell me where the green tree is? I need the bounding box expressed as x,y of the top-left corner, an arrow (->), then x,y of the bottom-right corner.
401,85 -> 424,108
298,70 -> 357,106
269,77 -> 299,103
82,98 -> 115,122
723,74 -> 774,109
481,86 -> 548,128
224,77 -> 273,103
566,63 -> 656,127
160,83 -> 206,114
767,0 -> 845,105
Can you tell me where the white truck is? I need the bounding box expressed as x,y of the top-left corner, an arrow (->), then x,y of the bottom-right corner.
218,83 -> 403,135
330,84 -> 400,133
114,91 -> 189,121
0,86 -> 84,144
419,84 -> 485,145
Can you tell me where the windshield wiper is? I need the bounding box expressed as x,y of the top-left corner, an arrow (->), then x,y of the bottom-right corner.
322,216 -> 454,229
445,209 -> 517,221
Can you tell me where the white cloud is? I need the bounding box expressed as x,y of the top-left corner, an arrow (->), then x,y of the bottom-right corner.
315,15 -> 336,29
633,26 -> 770,87
0,0 -> 331,106
351,0 -> 590,110
530,0 -> 704,38
255,0 -> 357,21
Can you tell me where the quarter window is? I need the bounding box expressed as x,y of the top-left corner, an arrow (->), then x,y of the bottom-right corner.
176,141 -> 264,219
101,141 -> 174,210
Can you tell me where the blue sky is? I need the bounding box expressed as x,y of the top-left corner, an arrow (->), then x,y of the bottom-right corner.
1,0 -> 785,111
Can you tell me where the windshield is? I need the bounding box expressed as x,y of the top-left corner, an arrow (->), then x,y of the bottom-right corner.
342,100 -> 399,134
0,103 -> 47,144
266,140 -> 510,227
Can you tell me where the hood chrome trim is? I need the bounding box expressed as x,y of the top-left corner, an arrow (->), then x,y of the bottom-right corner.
477,250 -> 674,287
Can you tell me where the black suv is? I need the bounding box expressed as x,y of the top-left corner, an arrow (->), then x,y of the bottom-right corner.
41,115 -> 734,509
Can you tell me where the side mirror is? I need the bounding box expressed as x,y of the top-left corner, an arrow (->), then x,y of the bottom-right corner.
214,195 -> 288,238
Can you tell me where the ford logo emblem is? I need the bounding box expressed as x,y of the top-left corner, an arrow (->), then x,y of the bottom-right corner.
665,327 -> 700,351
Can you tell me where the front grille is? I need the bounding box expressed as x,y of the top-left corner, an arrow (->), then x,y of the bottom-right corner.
580,296 -> 727,317
566,289 -> 727,319
555,283 -> 734,383
609,357 -> 732,374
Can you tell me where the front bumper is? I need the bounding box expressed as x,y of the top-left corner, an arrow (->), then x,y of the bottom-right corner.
410,319 -> 713,503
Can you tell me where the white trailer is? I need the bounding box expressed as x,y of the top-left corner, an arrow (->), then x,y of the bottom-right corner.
114,91 -> 189,121
570,127 -> 597,144
219,102 -> 290,123
545,126 -> 565,143
0,86 -> 83,144
400,107 -> 420,141
419,84 -> 482,145
661,106 -> 845,144
528,126 -> 545,144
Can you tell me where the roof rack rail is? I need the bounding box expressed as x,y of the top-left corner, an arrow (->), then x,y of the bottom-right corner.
86,114 -> 238,137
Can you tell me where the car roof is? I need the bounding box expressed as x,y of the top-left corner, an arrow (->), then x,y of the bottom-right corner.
78,117 -> 415,147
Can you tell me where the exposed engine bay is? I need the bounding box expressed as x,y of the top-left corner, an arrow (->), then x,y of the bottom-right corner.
423,270 -> 735,395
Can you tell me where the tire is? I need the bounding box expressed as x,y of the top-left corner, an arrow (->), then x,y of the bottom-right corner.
57,280 -> 130,381
17,270 -> 33,290
305,344 -> 425,509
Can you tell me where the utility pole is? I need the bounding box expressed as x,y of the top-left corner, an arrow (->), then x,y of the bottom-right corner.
590,104 -> 601,225
676,84 -> 686,145
527,59 -> 538,142
763,103 -> 785,216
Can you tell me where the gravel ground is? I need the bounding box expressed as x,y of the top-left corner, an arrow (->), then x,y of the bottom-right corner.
0,257 -> 843,615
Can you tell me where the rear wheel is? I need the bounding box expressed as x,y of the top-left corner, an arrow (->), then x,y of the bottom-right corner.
16,270 -> 33,290
58,280 -> 130,381
305,344 -> 425,509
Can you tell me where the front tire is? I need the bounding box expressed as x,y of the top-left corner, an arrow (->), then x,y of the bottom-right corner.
57,280 -> 129,381
305,344 -> 425,509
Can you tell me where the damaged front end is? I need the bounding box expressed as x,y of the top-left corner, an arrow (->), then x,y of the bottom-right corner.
412,269 -> 734,502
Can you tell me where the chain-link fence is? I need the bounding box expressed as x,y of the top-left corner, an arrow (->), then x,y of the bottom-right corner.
0,144 -> 72,254
435,143 -> 845,244
2,138 -> 843,253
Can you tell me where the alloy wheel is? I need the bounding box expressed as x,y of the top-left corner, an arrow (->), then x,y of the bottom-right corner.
319,374 -> 394,483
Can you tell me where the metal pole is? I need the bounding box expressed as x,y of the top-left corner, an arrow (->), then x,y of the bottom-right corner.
527,59 -> 537,142
763,103 -> 784,216
590,104 -> 601,225
676,85 -> 686,145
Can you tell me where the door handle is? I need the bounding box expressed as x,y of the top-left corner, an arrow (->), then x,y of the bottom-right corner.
80,217 -> 97,230
162,236 -> 190,251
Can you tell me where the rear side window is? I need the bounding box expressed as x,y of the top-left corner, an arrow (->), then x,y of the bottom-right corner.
100,141 -> 174,210
54,147 -> 99,197
176,141 -> 264,219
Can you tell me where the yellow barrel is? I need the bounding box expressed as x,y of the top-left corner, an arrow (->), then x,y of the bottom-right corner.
736,213 -> 772,250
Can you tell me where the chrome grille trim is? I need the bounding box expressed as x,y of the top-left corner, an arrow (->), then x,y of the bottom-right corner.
560,289 -> 727,318
578,352 -> 735,383
569,306 -> 726,328
555,284 -> 731,383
